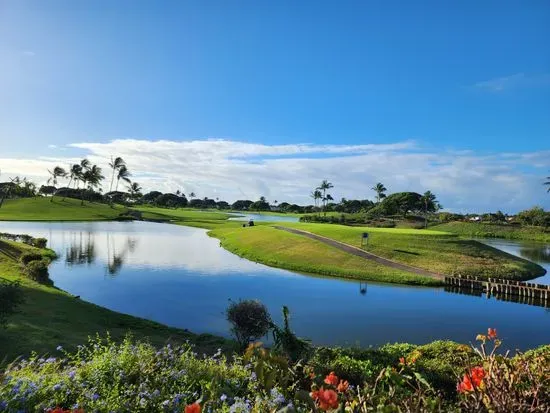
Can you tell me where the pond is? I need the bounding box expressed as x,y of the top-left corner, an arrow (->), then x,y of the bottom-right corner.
1,221 -> 549,350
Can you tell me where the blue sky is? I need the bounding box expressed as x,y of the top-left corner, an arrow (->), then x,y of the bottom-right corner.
0,0 -> 549,212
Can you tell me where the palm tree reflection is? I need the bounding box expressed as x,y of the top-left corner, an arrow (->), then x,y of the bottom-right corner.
64,231 -> 138,275
65,231 -> 96,266
106,234 -> 137,275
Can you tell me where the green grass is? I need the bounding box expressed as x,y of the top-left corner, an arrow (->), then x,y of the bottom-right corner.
229,209 -> 304,218
432,221 -> 550,242
275,222 -> 546,280
0,197 -> 130,221
134,206 -> 231,222
0,240 -> 230,362
208,225 -> 442,286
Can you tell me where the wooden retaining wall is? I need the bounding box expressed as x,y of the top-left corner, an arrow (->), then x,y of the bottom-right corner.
444,275 -> 550,308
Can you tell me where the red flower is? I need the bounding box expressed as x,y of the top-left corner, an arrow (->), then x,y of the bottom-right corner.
337,379 -> 349,393
457,366 -> 485,393
184,403 -> 201,413
487,328 -> 497,339
312,388 -> 339,411
457,375 -> 473,393
324,371 -> 339,386
399,357 -> 405,365
471,366 -> 485,386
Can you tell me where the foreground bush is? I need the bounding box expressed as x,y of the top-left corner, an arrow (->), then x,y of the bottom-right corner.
19,251 -> 43,265
24,259 -> 51,283
226,299 -> 271,350
0,329 -> 548,412
0,280 -> 24,328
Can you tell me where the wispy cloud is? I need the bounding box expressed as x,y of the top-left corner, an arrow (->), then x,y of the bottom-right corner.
474,73 -> 550,92
19,50 -> 35,57
1,139 -> 549,214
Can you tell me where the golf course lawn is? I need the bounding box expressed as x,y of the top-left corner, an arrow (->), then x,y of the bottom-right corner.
135,205 -> 231,222
273,223 -> 545,280
432,221 -> 550,242
0,239 -> 230,361
0,197 -> 129,221
208,225 -> 442,286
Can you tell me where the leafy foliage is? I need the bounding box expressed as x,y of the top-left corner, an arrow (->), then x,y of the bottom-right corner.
0,280 -> 24,328
24,259 -> 51,283
19,251 -> 43,265
226,300 -> 272,350
2,330 -> 545,412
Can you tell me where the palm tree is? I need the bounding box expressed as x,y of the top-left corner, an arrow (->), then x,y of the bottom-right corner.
317,180 -> 333,215
115,166 -> 131,192
63,164 -> 83,200
545,175 -> 550,192
127,182 -> 142,203
372,182 -> 387,204
81,165 -> 104,205
420,191 -> 441,228
108,157 -> 126,193
47,166 -> 67,202
310,189 -> 322,214
75,159 -> 91,190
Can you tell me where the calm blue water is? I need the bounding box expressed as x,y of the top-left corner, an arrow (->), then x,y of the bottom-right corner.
228,212 -> 299,223
1,221 -> 548,350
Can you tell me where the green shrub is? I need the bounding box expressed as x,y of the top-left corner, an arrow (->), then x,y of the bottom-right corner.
226,299 -> 271,350
0,280 -> 25,327
24,259 -> 50,283
32,237 -> 48,248
19,251 -> 43,265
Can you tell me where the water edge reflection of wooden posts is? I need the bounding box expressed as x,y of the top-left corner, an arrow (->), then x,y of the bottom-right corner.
444,274 -> 550,308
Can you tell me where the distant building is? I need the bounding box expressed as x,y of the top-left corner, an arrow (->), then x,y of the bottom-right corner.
469,216 -> 481,222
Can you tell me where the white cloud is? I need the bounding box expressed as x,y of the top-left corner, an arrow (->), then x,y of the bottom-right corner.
474,73 -> 550,92
1,139 -> 549,214
20,50 -> 35,57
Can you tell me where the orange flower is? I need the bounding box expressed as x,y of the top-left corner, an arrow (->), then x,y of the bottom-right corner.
399,357 -> 405,365
184,403 -> 201,413
324,371 -> 339,386
471,366 -> 485,386
457,366 -> 485,393
457,374 -> 473,393
337,379 -> 349,393
312,388 -> 339,411
487,328 -> 497,339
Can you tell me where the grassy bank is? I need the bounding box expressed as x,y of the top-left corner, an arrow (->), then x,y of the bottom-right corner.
0,197 -> 130,221
275,223 -> 545,280
432,221 -> 550,242
134,205 -> 233,223
0,239 -> 229,361
209,225 -> 442,285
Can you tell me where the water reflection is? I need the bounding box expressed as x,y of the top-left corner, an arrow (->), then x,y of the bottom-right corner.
106,234 -> 137,275
445,285 -> 550,309
65,232 -> 96,266
519,247 -> 550,264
